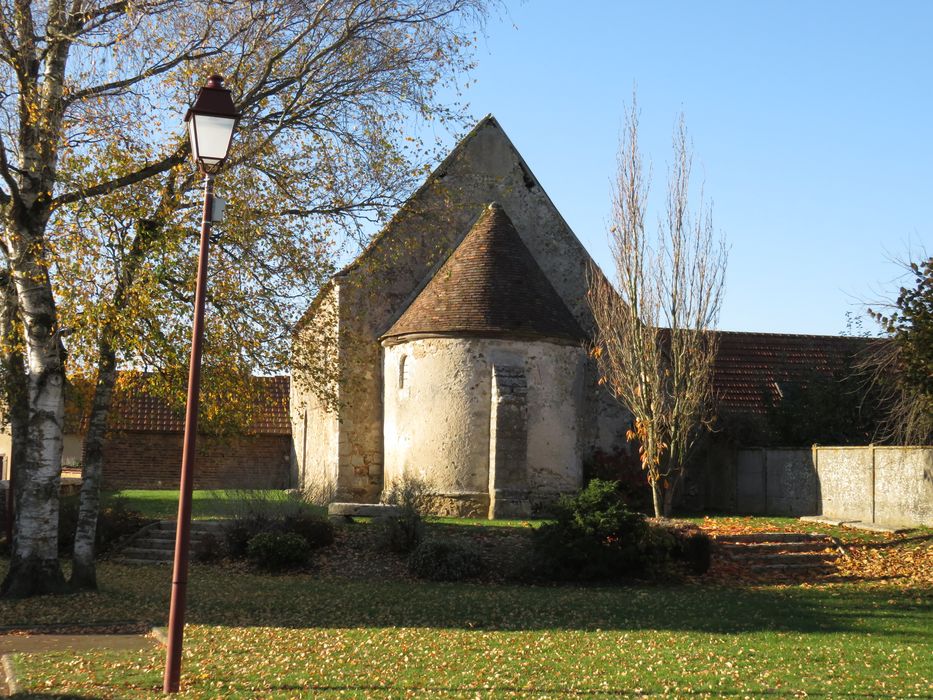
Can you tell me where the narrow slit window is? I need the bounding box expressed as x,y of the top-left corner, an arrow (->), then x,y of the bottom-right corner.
399,355 -> 407,390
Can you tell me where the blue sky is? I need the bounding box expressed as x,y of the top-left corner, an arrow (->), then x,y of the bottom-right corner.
434,0 -> 932,335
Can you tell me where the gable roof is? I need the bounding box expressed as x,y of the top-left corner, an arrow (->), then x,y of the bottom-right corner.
713,331 -> 871,415
296,114 -> 604,335
382,203 -> 585,343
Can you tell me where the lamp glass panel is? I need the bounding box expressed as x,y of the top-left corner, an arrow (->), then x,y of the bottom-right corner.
191,114 -> 235,162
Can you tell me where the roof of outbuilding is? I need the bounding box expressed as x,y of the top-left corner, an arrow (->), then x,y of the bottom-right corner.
382,202 -> 585,343
66,374 -> 291,436
712,331 -> 872,415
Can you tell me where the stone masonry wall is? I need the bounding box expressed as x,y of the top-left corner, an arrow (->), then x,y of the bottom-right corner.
323,117 -> 629,503
382,336 -> 585,516
100,431 -> 291,490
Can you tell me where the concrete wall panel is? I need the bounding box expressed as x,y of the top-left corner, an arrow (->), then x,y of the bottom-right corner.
765,449 -> 818,516
816,447 -> 873,522
874,447 -> 933,527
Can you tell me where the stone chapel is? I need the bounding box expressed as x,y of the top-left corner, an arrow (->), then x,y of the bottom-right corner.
290,116 -> 630,517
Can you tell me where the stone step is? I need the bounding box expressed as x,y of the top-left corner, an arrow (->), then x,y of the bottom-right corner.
150,520 -> 227,533
116,558 -> 173,566
717,541 -> 836,554
131,535 -> 213,550
113,520 -> 228,566
713,532 -> 828,544
120,547 -> 174,561
734,552 -> 838,566
748,561 -> 837,573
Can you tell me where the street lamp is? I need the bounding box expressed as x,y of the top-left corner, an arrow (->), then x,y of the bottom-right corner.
164,75 -> 240,695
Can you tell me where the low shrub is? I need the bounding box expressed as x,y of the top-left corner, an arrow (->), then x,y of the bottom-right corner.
194,532 -> 225,563
225,516 -> 265,559
373,478 -> 428,553
246,531 -> 311,571
281,512 -> 335,549
531,479 -> 649,581
408,538 -> 485,581
223,490 -> 334,559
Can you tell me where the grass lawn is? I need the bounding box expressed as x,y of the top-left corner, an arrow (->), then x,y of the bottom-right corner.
2,557 -> 931,698
103,489 -> 326,521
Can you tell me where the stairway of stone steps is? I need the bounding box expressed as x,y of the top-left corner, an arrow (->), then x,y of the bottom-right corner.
114,520 -> 226,565
712,532 -> 841,577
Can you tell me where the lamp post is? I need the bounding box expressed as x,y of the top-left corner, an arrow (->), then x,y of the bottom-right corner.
164,75 -> 240,694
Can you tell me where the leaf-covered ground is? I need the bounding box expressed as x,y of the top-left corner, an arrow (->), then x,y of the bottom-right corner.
1,517 -> 931,698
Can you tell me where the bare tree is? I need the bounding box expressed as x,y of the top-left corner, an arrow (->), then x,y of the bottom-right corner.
588,103 -> 726,518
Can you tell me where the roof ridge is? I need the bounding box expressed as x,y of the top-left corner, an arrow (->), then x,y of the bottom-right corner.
382,202 -> 585,342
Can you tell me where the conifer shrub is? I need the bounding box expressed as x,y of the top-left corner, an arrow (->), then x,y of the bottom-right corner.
531,479 -> 649,581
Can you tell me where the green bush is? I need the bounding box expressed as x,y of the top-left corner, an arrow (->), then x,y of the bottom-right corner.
531,479 -> 649,581
408,538 -> 485,581
225,516 -> 265,559
223,490 -> 333,558
281,512 -> 335,549
246,531 -> 311,571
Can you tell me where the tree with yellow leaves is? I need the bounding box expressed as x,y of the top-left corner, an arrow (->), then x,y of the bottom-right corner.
1,0 -> 493,597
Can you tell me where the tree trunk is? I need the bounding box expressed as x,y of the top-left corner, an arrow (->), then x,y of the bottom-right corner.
0,272 -> 28,549
70,343 -> 118,590
0,265 -> 67,597
70,214 -> 163,590
662,483 -> 675,518
650,480 -> 662,519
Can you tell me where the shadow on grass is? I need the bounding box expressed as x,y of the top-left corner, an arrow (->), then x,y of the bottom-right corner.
1,560 -> 928,640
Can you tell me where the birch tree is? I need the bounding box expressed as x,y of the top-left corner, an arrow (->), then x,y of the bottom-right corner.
588,105 -> 726,518
0,0 -> 490,596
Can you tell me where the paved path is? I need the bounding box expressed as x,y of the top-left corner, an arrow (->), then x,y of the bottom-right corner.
1,633 -> 159,696
0,633 -> 157,654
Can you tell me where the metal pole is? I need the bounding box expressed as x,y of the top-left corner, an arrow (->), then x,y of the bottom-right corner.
164,172 -> 214,694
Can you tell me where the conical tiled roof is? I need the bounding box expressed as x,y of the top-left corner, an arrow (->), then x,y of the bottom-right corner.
383,203 -> 585,342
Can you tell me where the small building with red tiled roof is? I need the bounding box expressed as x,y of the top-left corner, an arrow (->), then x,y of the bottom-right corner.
92,375 -> 292,489
1,374 -> 292,490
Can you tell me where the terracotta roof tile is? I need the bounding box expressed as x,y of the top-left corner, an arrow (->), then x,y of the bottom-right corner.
70,374 -> 291,435
383,202 -> 585,342
712,331 -> 870,415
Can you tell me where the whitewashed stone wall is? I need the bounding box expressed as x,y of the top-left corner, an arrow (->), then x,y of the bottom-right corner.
383,336 -> 586,516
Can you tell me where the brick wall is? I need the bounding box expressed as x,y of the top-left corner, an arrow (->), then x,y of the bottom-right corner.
100,431 -> 291,490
